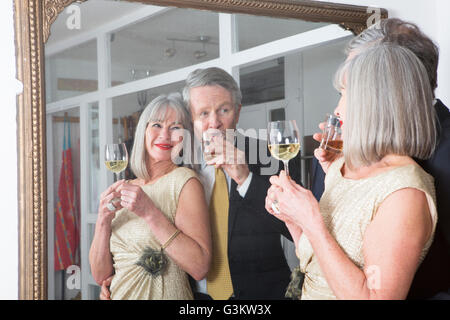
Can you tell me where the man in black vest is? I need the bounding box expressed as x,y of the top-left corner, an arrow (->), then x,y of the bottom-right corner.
184,67 -> 301,300
311,18 -> 450,300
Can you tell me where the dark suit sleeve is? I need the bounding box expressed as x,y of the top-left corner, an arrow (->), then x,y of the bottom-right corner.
431,117 -> 450,253
311,157 -> 326,201
237,137 -> 304,240
240,171 -> 292,240
408,101 -> 450,298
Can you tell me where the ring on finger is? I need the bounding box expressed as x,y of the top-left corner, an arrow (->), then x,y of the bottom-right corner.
271,199 -> 280,214
106,201 -> 116,212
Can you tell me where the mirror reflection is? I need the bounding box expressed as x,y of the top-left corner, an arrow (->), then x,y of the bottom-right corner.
45,0 -> 352,299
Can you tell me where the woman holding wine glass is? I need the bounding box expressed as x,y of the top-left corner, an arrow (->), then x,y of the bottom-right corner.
89,93 -> 211,300
266,44 -> 438,299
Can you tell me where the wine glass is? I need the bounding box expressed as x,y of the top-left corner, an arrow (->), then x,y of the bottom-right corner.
104,143 -> 129,181
267,120 -> 300,177
267,120 -> 300,214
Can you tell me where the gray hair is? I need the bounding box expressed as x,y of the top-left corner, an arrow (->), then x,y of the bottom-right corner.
182,67 -> 242,111
334,44 -> 437,169
130,92 -> 193,180
347,18 -> 439,95
345,22 -> 384,56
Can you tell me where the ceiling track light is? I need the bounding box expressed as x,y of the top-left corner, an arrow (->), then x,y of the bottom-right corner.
164,35 -> 217,59
165,40 -> 177,58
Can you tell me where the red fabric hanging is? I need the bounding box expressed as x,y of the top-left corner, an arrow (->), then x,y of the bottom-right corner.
54,118 -> 80,271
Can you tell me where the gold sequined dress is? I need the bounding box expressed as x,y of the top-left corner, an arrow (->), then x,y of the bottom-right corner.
297,157 -> 437,300
109,167 -> 199,300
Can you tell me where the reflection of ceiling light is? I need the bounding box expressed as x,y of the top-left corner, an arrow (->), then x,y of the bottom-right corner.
194,50 -> 207,59
165,47 -> 176,58
131,68 -> 150,81
197,35 -> 211,43
165,40 -> 176,58
194,40 -> 207,59
165,35 -> 217,60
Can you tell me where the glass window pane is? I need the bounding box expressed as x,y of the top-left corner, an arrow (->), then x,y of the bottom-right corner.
302,41 -> 346,137
88,102 -> 100,214
236,14 -> 329,51
46,40 -> 98,103
110,8 -> 219,87
87,223 -> 100,300
270,108 -> 286,121
240,58 -> 285,106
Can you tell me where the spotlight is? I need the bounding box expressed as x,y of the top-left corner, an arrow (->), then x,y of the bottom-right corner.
165,47 -> 176,58
194,50 -> 207,59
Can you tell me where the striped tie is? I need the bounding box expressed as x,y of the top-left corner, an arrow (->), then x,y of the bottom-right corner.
206,168 -> 233,300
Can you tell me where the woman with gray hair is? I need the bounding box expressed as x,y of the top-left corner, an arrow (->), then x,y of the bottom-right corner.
89,93 -> 211,300
265,44 -> 438,299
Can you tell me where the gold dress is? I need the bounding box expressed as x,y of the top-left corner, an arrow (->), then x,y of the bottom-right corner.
298,157 -> 437,300
109,167 -> 199,300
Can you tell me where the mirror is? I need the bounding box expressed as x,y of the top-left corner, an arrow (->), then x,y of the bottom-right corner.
15,0 -> 387,299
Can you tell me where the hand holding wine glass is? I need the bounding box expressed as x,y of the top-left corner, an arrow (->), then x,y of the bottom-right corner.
267,120 -> 300,213
104,143 -> 128,211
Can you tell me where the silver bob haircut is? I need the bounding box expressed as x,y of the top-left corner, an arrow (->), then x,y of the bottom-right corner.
334,44 -> 437,169
182,67 -> 242,111
130,92 -> 193,180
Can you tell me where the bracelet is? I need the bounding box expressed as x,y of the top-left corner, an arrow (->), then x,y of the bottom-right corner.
161,229 -> 181,250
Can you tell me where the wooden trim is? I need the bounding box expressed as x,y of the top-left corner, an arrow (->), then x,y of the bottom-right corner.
15,0 -> 48,300
123,0 -> 388,35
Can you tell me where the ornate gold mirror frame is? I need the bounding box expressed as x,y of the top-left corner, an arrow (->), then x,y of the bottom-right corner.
14,0 -> 387,299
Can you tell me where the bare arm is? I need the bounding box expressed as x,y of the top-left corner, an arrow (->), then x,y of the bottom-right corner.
163,178 -> 212,280
307,188 -> 433,299
89,220 -> 114,285
89,180 -> 124,285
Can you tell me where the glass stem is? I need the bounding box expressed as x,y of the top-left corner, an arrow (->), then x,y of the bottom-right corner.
283,160 -> 290,177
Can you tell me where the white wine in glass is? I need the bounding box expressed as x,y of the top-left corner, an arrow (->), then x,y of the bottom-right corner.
104,159 -> 128,173
105,143 -> 129,181
268,120 -> 300,177
268,143 -> 301,162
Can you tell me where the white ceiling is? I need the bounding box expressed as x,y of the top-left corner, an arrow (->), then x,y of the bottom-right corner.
47,0 -> 146,45
46,0 -> 329,67
45,0 -> 331,105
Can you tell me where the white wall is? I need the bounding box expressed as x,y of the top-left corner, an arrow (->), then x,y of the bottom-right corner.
315,0 -> 450,107
436,0 -> 450,104
0,0 -> 447,300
